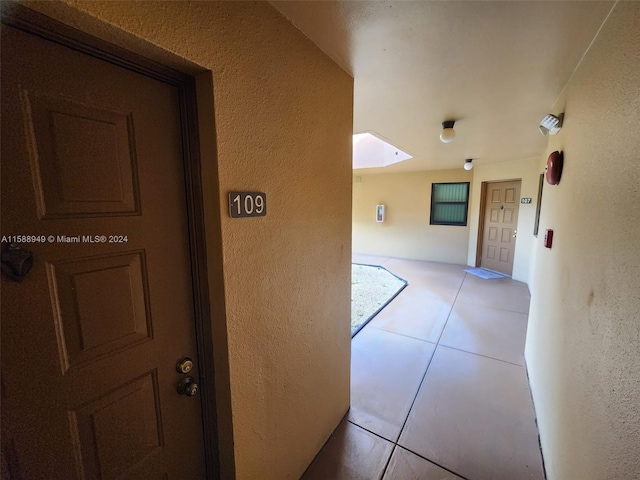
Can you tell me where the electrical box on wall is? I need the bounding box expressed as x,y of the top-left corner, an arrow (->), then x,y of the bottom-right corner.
376,205 -> 385,223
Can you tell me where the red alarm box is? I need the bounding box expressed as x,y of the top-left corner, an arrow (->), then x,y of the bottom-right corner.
544,229 -> 553,248
545,151 -> 564,185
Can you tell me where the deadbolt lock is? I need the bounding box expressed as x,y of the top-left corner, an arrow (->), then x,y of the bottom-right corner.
176,357 -> 194,374
177,377 -> 199,397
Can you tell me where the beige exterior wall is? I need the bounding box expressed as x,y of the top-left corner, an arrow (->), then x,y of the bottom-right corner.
467,157 -> 541,283
525,3 -> 640,479
22,2 -> 354,479
353,170 -> 473,264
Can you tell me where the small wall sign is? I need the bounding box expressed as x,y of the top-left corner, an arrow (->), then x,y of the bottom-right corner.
229,191 -> 266,218
521,198 -> 532,204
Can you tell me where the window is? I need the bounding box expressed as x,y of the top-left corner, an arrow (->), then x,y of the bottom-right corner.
430,182 -> 470,226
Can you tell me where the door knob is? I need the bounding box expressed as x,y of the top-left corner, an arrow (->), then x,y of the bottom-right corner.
1,244 -> 34,282
177,377 -> 199,397
176,357 -> 194,374
513,230 -> 518,238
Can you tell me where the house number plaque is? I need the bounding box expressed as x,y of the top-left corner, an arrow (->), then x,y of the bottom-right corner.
229,192 -> 267,218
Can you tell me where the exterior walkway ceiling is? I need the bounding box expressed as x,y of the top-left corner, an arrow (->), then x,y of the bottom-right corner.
271,1 -> 614,172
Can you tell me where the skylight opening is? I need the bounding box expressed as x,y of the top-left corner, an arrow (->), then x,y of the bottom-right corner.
353,132 -> 412,169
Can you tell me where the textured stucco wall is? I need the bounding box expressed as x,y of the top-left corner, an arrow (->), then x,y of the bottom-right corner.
352,170 -> 472,264
525,2 -> 640,479
467,157 -> 541,283
21,2 -> 354,479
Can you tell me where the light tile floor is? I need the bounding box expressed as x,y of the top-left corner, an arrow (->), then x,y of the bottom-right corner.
302,255 -> 545,480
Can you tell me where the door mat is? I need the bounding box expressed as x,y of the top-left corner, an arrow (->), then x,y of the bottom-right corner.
464,267 -> 508,279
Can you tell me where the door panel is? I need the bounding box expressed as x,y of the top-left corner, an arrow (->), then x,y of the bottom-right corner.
69,371 -> 164,480
26,91 -> 141,217
480,181 -> 521,275
50,251 -> 152,372
1,26 -> 206,478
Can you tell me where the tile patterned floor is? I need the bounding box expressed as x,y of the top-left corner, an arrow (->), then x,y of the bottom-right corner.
302,255 -> 545,480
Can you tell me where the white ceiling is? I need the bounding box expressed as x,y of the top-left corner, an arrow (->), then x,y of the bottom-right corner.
270,1 -> 614,173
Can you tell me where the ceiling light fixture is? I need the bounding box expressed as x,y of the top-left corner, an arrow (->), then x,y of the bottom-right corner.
539,113 -> 564,136
464,158 -> 473,171
440,120 -> 456,143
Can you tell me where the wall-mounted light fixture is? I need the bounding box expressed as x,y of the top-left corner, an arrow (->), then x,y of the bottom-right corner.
463,158 -> 473,171
539,113 -> 564,136
440,120 -> 456,143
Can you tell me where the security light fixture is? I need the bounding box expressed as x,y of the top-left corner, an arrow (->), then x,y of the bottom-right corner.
440,120 -> 456,143
463,158 -> 473,171
539,113 -> 564,136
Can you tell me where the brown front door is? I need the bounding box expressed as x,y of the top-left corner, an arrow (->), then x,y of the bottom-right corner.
1,25 -> 207,478
480,180 -> 521,275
